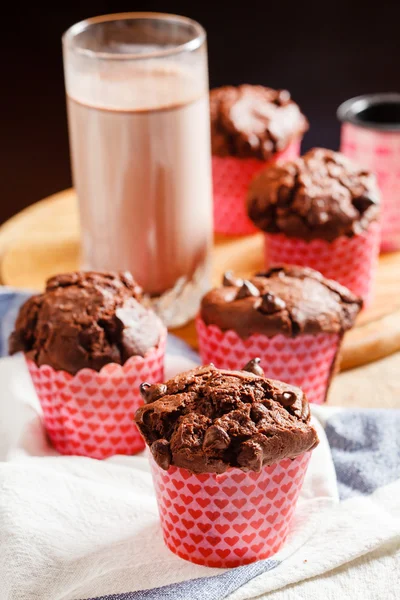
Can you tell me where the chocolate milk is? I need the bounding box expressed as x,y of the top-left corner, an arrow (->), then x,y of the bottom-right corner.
66,66 -> 212,325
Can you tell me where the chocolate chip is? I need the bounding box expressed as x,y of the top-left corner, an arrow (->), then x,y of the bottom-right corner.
237,440 -> 263,471
151,439 -> 171,470
259,292 -> 286,314
277,391 -> 297,407
275,89 -> 291,106
256,267 -> 284,279
242,358 -> 265,377
137,405 -> 154,431
223,271 -> 244,287
277,185 -> 292,207
139,382 -> 151,399
236,281 -> 260,300
352,195 -> 378,214
139,382 -> 167,404
203,425 -> 231,452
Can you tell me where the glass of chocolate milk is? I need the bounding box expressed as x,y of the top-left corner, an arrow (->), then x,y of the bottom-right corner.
62,13 -> 213,327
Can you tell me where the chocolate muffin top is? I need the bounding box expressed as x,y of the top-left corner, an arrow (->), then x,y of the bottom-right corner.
200,265 -> 362,340
210,84 -> 308,160
247,148 -> 380,242
9,271 -> 164,375
135,360 -> 319,474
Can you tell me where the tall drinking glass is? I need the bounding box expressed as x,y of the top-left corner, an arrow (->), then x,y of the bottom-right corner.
62,13 -> 213,327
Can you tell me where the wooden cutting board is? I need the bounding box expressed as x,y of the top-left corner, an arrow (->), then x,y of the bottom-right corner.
1,188 -> 400,372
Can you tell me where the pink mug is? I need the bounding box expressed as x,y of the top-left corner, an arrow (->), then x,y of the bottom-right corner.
338,93 -> 400,252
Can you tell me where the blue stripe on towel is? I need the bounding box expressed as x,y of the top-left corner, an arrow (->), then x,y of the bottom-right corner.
85,559 -> 279,600
0,289 -> 33,357
325,409 -> 400,499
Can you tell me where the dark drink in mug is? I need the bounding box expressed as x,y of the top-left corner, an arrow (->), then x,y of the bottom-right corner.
338,93 -> 400,252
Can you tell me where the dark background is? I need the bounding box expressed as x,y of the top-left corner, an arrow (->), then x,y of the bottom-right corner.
1,1 -> 399,225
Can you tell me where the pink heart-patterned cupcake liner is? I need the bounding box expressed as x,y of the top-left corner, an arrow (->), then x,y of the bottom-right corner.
212,139 -> 301,236
27,330 -> 167,459
340,122 -> 400,252
264,220 -> 380,307
196,318 -> 340,405
151,451 -> 311,568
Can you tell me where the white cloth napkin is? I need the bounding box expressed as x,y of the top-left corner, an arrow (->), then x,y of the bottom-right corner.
0,353 -> 398,600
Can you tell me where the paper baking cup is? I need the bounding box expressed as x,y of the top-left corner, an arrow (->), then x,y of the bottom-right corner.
340,121 -> 400,252
213,139 -> 300,236
264,221 -> 380,307
196,318 -> 340,405
27,332 -> 166,459
151,451 -> 310,568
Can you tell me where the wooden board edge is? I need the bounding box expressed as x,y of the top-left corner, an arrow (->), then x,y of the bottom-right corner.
339,308 -> 400,370
0,188 -> 75,259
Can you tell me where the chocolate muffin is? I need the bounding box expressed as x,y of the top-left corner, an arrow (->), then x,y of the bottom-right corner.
9,271 -> 165,375
247,147 -> 380,242
135,361 -> 319,474
200,265 -> 362,340
210,84 -> 308,160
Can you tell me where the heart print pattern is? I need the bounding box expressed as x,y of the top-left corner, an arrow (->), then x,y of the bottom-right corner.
151,452 -> 311,568
341,122 -> 400,252
27,333 -> 166,459
212,140 -> 300,236
196,319 -> 340,405
264,220 -> 380,307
